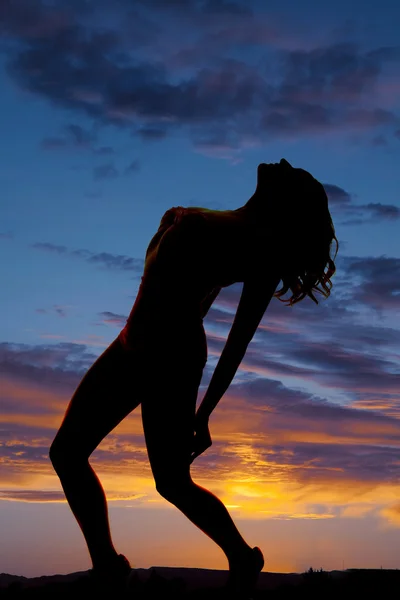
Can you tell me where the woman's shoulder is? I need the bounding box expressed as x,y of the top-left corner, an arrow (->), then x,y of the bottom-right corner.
159,206 -> 209,231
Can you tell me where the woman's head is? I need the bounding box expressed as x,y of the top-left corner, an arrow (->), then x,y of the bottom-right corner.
246,158 -> 338,306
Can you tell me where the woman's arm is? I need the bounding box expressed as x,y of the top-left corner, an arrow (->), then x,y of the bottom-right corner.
196,273 -> 281,421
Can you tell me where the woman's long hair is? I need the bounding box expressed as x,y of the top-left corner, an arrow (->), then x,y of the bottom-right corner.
247,166 -> 339,306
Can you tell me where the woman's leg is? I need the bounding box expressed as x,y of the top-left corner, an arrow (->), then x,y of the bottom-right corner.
49,337 -> 142,569
141,359 -> 254,570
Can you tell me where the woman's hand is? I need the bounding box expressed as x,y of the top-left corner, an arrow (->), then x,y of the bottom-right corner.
190,415 -> 212,464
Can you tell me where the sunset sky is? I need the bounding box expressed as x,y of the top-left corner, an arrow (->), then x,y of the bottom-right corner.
1,0 -> 400,578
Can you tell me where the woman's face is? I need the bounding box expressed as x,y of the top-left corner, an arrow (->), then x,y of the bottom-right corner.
257,158 -> 315,193
256,158 -> 295,191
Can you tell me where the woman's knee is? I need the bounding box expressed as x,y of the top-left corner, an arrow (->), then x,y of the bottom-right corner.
155,472 -> 193,504
49,435 -> 88,473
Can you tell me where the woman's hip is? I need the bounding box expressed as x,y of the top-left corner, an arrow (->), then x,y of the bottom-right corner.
117,324 -> 208,370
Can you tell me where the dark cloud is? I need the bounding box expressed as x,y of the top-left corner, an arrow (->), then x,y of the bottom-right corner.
93,162 -> 119,180
252,442 -> 400,485
344,107 -> 395,127
0,340 -> 97,382
93,145 -> 114,155
371,134 -> 388,146
1,2 -> 398,151
40,136 -> 68,150
323,183 -> 353,208
65,123 -> 95,145
2,255 -> 400,490
201,257 -> 400,408
130,0 -> 251,15
257,44 -> 398,141
364,203 -> 400,220
231,373 -> 399,425
200,0 -> 251,15
0,440 -> 51,464
0,0 -> 72,39
84,190 -> 103,199
137,126 -> 168,141
41,123 -> 116,156
343,255 -> 400,311
280,43 -> 387,103
366,46 -> 400,62
0,232 -> 13,239
83,250 -> 142,271
124,159 -> 140,175
323,182 -> 400,224
196,399 -> 400,486
32,241 -> 144,273
285,341 -> 399,397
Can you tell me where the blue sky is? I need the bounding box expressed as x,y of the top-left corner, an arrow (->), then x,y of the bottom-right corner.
1,0 -> 400,577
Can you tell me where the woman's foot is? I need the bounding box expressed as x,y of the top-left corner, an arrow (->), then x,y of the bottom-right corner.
227,546 -> 264,598
90,553 -> 132,588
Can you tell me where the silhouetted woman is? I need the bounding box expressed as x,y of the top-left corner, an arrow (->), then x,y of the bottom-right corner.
50,158 -> 338,597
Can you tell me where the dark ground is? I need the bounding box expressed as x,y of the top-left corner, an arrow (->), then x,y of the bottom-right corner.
1,566 -> 400,599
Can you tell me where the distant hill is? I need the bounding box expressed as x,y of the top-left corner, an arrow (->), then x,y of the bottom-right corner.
0,566 -> 302,591
1,566 -> 400,598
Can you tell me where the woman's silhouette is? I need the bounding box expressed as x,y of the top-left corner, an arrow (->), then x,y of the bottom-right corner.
50,159 -> 338,596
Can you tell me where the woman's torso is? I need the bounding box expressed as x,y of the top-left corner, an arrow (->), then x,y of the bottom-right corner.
119,205 -> 250,357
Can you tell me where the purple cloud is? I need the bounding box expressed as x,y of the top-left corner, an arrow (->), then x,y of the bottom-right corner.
0,340 -> 97,377
343,256 -> 400,311
1,2 -> 398,152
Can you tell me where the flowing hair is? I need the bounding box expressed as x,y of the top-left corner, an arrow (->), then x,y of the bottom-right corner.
247,166 -> 339,306
274,172 -> 339,306
274,222 -> 338,306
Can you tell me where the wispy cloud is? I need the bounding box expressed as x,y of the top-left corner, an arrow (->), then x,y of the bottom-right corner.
0,489 -> 145,503
31,242 -> 144,273
324,183 -> 400,224
124,159 -> 141,175
98,311 -> 127,327
35,304 -> 73,318
41,123 -> 98,151
93,162 -> 119,180
92,160 -> 140,179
